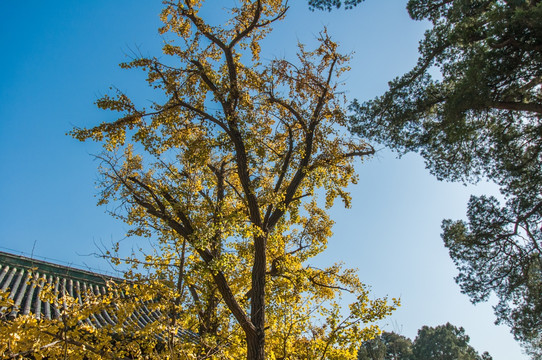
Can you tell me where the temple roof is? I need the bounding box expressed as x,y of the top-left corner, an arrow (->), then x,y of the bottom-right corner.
0,251 -> 197,341
0,251 -> 117,321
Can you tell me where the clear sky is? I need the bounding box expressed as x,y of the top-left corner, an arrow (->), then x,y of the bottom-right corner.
0,1 -> 527,358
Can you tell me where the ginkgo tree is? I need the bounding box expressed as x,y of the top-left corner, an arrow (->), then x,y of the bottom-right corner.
57,0 -> 398,359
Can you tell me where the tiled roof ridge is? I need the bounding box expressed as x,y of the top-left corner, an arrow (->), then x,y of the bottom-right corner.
0,250 -> 199,343
0,251 -> 121,286
0,251 -> 122,321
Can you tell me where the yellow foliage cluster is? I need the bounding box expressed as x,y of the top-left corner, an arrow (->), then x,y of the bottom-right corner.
0,278 -> 204,359
0,1 -> 402,359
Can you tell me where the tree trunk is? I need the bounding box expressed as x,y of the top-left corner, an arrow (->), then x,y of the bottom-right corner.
248,234 -> 267,360
246,329 -> 266,360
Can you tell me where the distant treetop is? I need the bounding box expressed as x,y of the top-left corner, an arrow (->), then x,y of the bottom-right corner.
308,0 -> 364,11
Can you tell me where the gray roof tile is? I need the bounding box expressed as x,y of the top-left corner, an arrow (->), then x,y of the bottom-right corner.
0,251 -> 198,341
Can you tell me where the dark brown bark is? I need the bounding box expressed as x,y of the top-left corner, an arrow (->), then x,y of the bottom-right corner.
247,330 -> 266,360
248,234 -> 267,360
488,100 -> 542,114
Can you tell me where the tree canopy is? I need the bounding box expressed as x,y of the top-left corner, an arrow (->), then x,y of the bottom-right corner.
308,0 -> 364,11
358,324 -> 491,360
1,1 -> 400,359
412,323 -> 492,360
348,0 -> 542,352
357,331 -> 413,360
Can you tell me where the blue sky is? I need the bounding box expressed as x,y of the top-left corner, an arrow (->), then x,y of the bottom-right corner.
0,1 -> 527,358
